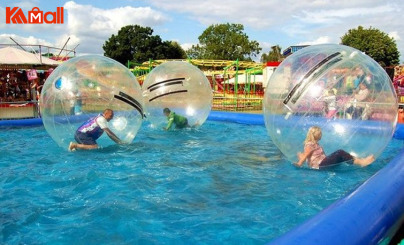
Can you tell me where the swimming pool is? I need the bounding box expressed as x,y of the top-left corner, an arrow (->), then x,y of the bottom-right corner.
0,115 -> 403,244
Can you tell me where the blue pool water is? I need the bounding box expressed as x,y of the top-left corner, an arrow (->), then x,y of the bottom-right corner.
0,121 -> 403,244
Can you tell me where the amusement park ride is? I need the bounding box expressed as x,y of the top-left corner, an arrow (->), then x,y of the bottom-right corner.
127,58 -> 278,111
127,59 -> 278,97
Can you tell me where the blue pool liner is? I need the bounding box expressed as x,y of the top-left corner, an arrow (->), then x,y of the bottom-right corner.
207,111 -> 265,125
0,117 -> 43,127
268,147 -> 404,245
2,111 -> 404,244
208,111 -> 404,139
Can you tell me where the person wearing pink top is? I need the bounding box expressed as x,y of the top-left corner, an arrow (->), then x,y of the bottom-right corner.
323,89 -> 337,119
295,126 -> 374,169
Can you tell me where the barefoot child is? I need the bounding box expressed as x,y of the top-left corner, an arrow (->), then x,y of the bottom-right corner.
295,126 -> 374,169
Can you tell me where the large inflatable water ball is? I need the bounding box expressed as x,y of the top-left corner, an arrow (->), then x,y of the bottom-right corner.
263,44 -> 397,165
142,61 -> 212,129
40,55 -> 144,150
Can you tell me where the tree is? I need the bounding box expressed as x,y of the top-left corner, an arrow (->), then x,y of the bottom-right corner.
261,45 -> 283,62
41,53 -> 54,57
341,26 -> 400,67
160,41 -> 187,60
103,25 -> 186,64
186,45 -> 205,60
186,23 -> 262,61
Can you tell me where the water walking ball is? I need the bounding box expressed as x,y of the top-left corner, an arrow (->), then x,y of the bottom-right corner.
40,55 -> 144,150
141,61 -> 213,129
263,44 -> 397,165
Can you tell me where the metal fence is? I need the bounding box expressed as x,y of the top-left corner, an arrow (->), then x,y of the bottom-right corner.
212,96 -> 263,112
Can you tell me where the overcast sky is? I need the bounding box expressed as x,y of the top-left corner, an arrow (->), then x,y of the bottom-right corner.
0,0 -> 403,63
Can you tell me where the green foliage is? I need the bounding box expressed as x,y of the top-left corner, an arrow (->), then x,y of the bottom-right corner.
186,45 -> 205,59
341,26 -> 400,67
261,45 -> 283,62
186,23 -> 262,61
161,41 -> 187,60
103,25 -> 186,65
42,53 -> 54,57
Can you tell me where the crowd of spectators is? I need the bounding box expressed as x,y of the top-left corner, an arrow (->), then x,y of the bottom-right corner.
0,70 -> 48,103
393,65 -> 404,97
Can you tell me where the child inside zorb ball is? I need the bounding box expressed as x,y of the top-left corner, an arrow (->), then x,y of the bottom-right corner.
142,61 -> 213,130
263,44 -> 397,168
